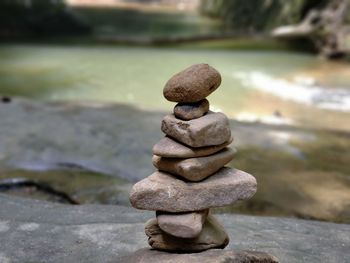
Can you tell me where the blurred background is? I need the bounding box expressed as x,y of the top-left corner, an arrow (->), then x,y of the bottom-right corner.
0,0 -> 349,223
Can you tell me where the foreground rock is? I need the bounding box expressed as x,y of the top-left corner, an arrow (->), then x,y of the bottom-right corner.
153,136 -> 233,158
161,111 -> 231,147
145,215 -> 229,252
174,99 -> 210,120
130,167 -> 257,212
0,194 -> 349,263
163,64 -> 221,103
156,210 -> 208,238
119,248 -> 279,263
152,148 -> 235,181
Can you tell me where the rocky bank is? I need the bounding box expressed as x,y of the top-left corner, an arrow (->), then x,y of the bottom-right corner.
0,194 -> 349,263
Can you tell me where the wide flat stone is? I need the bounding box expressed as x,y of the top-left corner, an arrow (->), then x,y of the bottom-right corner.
163,64 -> 221,103
156,210 -> 209,238
174,99 -> 209,120
145,214 -> 229,252
130,167 -> 257,212
161,111 -> 231,147
152,136 -> 233,158
152,147 -> 236,181
1,194 -> 349,263
119,248 -> 279,263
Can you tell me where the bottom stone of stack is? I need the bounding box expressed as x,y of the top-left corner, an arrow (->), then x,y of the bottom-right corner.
119,248 -> 280,263
156,210 -> 209,238
145,214 -> 229,252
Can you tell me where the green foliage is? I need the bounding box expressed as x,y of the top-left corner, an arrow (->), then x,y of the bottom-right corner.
200,0 -> 330,32
0,0 -> 90,38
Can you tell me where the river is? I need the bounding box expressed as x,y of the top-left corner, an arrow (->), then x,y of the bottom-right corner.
0,44 -> 349,131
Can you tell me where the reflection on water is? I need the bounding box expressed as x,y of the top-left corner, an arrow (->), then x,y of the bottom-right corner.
233,71 -> 350,111
0,44 -> 349,131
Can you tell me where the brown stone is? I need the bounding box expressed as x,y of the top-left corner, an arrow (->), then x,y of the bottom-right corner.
163,64 -> 221,103
174,99 -> 209,120
118,248 -> 280,263
129,167 -> 257,212
156,210 -> 209,238
161,111 -> 231,148
152,147 -> 236,181
152,136 -> 233,158
145,214 -> 229,252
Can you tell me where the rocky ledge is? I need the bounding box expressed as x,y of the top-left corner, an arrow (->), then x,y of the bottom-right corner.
0,194 -> 349,263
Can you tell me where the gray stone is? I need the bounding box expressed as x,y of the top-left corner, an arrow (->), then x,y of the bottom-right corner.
163,64 -> 221,103
118,249 -> 279,263
161,111 -> 231,147
152,147 -> 236,181
174,99 -> 210,120
145,214 -> 229,252
152,136 -> 233,158
156,210 -> 209,238
130,167 -> 257,212
0,194 -> 349,263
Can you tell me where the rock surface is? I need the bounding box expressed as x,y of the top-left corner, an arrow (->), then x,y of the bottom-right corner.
0,194 -> 349,263
130,167 -> 257,212
1,98 -> 349,223
119,248 -> 279,263
161,111 -> 231,147
145,215 -> 229,252
163,64 -> 221,103
152,148 -> 236,181
156,210 -> 208,238
153,136 -> 233,158
174,99 -> 210,120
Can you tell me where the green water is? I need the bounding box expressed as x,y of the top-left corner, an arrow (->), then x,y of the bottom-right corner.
1,44 -> 350,129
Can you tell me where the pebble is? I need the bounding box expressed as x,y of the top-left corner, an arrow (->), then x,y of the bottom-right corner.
174,99 -> 209,120
156,210 -> 208,238
145,214 -> 229,252
163,64 -> 221,103
161,111 -> 231,148
130,167 -> 257,212
153,136 -> 233,158
152,147 -> 236,181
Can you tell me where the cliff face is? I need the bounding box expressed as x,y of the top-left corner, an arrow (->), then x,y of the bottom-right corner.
0,0 -> 90,38
200,0 -> 350,58
199,0 -> 329,32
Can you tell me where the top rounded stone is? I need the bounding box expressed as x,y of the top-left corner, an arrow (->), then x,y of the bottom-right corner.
163,64 -> 221,103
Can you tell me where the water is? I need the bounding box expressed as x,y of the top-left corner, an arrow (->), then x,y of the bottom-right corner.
0,44 -> 350,130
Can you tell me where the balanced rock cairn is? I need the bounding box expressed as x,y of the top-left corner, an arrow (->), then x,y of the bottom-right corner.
130,64 -> 257,252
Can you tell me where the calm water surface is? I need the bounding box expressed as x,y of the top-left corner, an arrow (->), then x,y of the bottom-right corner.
1,44 -> 349,129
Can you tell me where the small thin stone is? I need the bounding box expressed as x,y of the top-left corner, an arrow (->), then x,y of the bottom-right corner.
174,99 -> 209,121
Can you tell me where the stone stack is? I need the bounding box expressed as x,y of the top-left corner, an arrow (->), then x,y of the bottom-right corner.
130,64 -> 257,252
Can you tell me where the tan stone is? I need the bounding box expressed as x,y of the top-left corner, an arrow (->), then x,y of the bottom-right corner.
161,111 -> 231,147
163,64 -> 221,103
129,167 -> 257,212
174,99 -> 209,120
152,136 -> 233,158
156,210 -> 209,238
152,147 -> 236,181
145,214 -> 229,252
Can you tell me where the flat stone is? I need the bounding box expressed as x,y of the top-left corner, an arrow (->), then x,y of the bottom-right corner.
1,194 -> 349,263
119,248 -> 279,263
174,99 -> 209,120
152,147 -> 236,181
156,210 -> 209,238
161,111 -> 231,147
153,136 -> 233,158
130,167 -> 257,212
163,64 -> 221,103
145,214 -> 229,252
